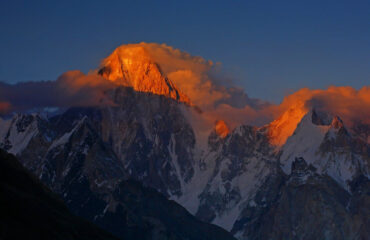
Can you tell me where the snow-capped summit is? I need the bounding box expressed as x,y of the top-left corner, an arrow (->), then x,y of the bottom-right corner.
98,44 -> 191,105
280,109 -> 369,190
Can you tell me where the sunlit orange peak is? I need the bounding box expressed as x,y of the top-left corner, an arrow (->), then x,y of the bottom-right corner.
215,120 -> 230,138
268,101 -> 308,146
98,44 -> 191,105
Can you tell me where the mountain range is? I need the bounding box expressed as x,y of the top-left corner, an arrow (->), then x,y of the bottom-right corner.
0,44 -> 369,240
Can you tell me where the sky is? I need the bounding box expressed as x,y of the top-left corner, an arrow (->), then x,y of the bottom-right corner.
0,0 -> 369,103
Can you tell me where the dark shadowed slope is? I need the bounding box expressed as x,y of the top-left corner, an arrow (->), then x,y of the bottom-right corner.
94,179 -> 237,240
0,149 -> 117,240
0,148 -> 236,240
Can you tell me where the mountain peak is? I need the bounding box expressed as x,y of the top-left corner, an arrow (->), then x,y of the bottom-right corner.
330,116 -> 344,129
267,102 -> 308,146
98,44 -> 191,105
310,109 -> 345,131
215,120 -> 230,138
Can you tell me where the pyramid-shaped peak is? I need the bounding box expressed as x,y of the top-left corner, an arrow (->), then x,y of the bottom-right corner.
98,44 -> 191,105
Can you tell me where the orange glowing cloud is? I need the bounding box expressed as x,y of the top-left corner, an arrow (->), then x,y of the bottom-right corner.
0,71 -> 117,113
273,86 -> 370,125
56,70 -> 117,106
307,86 -> 370,126
167,70 -> 228,107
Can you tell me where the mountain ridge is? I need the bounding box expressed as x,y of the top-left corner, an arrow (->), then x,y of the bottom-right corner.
0,81 -> 368,239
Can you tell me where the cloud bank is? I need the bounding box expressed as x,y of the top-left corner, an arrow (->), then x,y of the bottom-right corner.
0,70 -> 115,113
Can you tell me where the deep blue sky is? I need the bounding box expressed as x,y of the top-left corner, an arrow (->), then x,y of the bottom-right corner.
0,0 -> 369,102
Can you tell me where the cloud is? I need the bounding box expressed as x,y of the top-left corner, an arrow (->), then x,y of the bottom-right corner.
0,70 -> 115,114
117,43 -> 266,111
267,86 -> 370,126
264,86 -> 370,146
307,86 -> 370,126
167,70 -> 227,107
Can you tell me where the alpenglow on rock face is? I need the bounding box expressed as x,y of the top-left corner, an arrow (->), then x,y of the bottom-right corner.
98,45 -> 191,105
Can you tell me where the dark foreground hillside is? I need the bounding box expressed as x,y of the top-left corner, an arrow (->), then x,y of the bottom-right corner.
0,149 -> 236,240
0,149 -> 118,240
